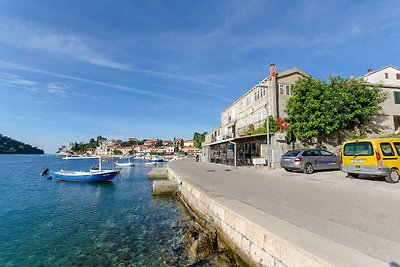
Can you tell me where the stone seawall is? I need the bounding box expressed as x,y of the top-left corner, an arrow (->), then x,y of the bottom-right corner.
167,165 -> 385,267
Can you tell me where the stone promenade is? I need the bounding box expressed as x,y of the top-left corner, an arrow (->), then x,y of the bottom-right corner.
167,159 -> 400,266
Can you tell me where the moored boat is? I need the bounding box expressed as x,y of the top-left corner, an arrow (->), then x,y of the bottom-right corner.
55,157 -> 118,182
54,169 -> 118,182
115,157 -> 135,167
149,157 -> 165,162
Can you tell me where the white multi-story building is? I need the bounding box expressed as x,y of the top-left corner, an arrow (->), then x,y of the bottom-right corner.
204,64 -> 308,166
203,64 -> 400,167
360,65 -> 400,133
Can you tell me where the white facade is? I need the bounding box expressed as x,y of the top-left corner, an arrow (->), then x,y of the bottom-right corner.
361,65 -> 400,132
206,64 -> 307,144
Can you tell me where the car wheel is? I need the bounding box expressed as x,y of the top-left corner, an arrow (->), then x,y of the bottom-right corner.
284,168 -> 292,172
303,163 -> 314,174
385,169 -> 400,183
347,173 -> 359,178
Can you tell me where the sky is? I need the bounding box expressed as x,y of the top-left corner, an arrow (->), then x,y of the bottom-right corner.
0,0 -> 399,153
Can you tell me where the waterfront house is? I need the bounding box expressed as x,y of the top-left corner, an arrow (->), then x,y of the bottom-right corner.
114,146 -> 133,155
203,63 -> 400,167
203,64 -> 308,166
184,140 -> 195,147
360,65 -> 400,133
86,147 -> 96,155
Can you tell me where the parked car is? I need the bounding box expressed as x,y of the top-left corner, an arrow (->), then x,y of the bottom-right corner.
341,138 -> 400,183
280,148 -> 340,174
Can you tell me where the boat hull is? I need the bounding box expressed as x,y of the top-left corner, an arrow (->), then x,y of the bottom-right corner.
54,170 -> 118,182
115,163 -> 135,167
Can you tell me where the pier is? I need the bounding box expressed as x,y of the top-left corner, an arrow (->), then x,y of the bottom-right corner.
167,159 -> 400,267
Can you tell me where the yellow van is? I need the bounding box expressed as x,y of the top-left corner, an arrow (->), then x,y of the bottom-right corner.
341,138 -> 400,183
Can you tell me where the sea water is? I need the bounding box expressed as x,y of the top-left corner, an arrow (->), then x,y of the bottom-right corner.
0,155 -> 192,266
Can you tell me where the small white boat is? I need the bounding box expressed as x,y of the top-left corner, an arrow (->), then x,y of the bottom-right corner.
145,162 -> 157,165
149,157 -> 165,162
115,157 -> 135,167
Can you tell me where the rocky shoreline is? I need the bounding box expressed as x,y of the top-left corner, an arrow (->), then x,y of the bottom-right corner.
175,193 -> 246,267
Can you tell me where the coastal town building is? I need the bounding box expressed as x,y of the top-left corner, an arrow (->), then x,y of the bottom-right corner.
360,65 -> 400,133
203,64 -> 308,166
174,138 -> 184,150
183,140 -> 195,147
202,63 -> 400,167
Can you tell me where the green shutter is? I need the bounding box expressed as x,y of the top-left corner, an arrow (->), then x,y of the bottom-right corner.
395,91 -> 400,104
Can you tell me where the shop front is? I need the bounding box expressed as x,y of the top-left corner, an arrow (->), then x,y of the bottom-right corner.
208,134 -> 268,166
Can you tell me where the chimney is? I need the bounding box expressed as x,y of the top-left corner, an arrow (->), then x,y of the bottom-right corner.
270,63 -> 276,77
367,68 -> 372,74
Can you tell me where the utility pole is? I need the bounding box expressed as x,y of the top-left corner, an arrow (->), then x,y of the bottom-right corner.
259,82 -> 272,168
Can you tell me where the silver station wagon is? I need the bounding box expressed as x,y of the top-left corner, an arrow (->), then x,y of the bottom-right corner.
280,149 -> 340,174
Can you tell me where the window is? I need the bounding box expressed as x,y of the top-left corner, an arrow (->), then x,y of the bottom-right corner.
394,91 -> 400,104
385,73 -> 389,79
344,142 -> 373,156
303,150 -> 320,156
279,84 -> 284,94
394,142 -> 400,155
397,73 -> 400,80
263,88 -> 266,97
380,143 -> 395,156
286,85 -> 291,95
320,150 -> 334,156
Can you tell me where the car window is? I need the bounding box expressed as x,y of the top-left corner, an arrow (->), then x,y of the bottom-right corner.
394,142 -> 400,156
320,150 -> 334,156
311,150 -> 321,156
284,150 -> 300,157
303,150 -> 319,156
343,142 -> 373,156
380,143 -> 395,156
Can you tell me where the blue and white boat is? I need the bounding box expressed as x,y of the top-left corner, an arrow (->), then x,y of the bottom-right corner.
55,157 -> 118,182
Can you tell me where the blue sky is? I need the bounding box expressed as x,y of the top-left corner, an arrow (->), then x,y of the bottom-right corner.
0,0 -> 399,153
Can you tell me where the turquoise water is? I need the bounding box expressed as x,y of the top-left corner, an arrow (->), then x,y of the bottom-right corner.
0,155 -> 191,266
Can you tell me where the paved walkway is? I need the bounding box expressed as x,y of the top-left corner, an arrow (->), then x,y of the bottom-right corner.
168,159 -> 400,265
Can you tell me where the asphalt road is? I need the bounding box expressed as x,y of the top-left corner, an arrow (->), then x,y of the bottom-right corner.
168,159 -> 400,264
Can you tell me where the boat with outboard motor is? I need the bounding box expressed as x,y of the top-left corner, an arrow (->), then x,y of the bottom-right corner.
54,157 -> 118,182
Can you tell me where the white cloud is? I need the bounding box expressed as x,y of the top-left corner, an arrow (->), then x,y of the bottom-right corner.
0,61 -> 182,101
0,18 -> 225,89
0,72 -> 38,92
0,18 -> 130,71
47,83 -> 67,97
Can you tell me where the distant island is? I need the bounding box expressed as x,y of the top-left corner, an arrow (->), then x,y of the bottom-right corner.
0,134 -> 44,154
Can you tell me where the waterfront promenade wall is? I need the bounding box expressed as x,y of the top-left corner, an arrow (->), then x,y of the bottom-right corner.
167,167 -> 323,266
167,161 -> 386,267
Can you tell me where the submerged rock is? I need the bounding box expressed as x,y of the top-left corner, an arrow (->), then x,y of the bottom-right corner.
190,232 -> 213,260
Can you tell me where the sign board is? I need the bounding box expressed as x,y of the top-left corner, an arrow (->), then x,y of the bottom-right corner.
252,157 -> 266,165
276,132 -> 287,142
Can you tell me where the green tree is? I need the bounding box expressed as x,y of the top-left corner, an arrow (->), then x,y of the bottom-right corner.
193,132 -> 207,148
248,116 -> 280,135
286,76 -> 385,142
113,149 -> 123,155
154,139 -> 163,147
